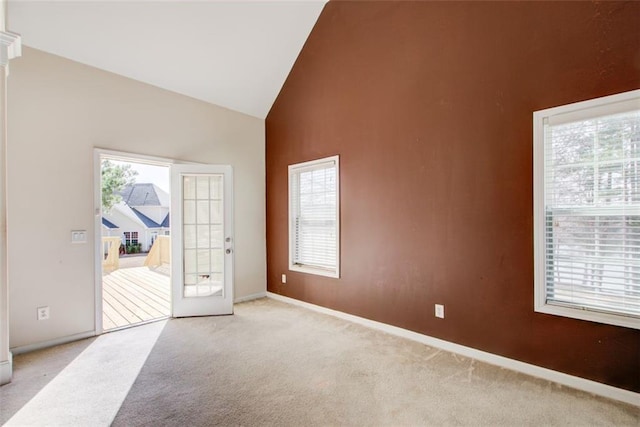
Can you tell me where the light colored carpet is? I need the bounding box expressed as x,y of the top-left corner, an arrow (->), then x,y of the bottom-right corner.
0,337 -> 95,425
1,320 -> 165,426
2,298 -> 638,426
112,298 -> 639,426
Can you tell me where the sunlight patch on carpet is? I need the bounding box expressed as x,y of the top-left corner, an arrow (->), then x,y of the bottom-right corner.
5,320 -> 166,426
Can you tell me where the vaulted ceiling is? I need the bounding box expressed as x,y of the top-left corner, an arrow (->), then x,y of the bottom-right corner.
8,0 -> 327,119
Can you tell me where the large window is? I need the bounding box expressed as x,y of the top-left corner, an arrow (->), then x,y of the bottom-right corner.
288,156 -> 340,278
533,90 -> 640,329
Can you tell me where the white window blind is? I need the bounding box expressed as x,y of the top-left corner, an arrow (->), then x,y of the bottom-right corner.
534,90 -> 640,329
288,156 -> 339,277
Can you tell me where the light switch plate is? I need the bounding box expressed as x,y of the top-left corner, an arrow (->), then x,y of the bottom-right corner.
71,230 -> 87,243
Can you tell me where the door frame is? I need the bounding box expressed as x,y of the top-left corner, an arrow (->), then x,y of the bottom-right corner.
93,148 -> 176,334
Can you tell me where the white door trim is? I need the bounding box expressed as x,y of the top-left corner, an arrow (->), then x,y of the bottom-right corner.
93,148 -> 176,334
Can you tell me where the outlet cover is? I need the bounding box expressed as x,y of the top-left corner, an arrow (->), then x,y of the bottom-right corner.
37,306 -> 50,321
435,304 -> 444,319
281,274 -> 287,284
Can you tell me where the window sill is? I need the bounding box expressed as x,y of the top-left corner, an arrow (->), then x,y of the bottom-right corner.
289,264 -> 339,279
535,302 -> 640,330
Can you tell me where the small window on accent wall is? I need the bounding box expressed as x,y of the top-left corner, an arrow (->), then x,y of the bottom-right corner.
533,89 -> 640,330
288,155 -> 340,278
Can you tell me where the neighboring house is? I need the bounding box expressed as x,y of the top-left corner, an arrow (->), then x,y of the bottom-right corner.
102,183 -> 170,252
101,217 -> 119,236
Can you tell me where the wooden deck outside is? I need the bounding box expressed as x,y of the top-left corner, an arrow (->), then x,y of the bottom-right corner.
102,266 -> 170,331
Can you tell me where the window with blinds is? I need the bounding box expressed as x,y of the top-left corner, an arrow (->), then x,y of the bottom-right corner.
534,90 -> 640,329
288,156 -> 340,278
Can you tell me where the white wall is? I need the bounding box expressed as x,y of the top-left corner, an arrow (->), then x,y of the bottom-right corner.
7,47 -> 266,349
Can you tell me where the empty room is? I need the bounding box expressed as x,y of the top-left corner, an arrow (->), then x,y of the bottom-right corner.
0,0 -> 639,425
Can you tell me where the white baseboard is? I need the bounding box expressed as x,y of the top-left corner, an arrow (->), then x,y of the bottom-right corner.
0,352 -> 12,385
10,330 -> 96,355
267,292 -> 639,407
11,292 -> 269,355
234,292 -> 267,304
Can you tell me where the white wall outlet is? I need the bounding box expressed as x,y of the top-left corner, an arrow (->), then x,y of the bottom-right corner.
71,230 -> 87,243
37,306 -> 50,321
281,274 -> 287,284
435,304 -> 445,319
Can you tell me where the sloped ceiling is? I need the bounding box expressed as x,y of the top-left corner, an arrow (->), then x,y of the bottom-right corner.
7,0 -> 327,119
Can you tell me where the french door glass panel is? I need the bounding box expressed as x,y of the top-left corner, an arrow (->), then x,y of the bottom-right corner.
171,164 -> 233,317
182,175 -> 224,298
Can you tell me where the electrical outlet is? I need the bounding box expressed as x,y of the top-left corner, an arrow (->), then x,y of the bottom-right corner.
281,274 -> 287,284
37,306 -> 50,321
435,304 -> 444,319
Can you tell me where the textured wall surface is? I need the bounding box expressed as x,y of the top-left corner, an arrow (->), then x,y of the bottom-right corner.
266,1 -> 640,392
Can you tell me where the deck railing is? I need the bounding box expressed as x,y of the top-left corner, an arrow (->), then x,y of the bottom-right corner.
144,235 -> 170,267
102,236 -> 122,272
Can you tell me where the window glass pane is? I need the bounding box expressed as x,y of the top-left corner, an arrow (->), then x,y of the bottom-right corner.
211,224 -> 223,248
210,200 -> 223,224
182,173 -> 226,298
544,108 -> 640,319
300,173 -> 312,193
184,249 -> 197,274
289,158 -> 339,275
546,214 -> 640,315
211,249 -> 224,273
196,225 -> 210,249
197,250 -> 210,273
196,176 -> 209,200
183,176 -> 196,200
596,162 -> 626,205
184,200 -> 196,224
597,117 -> 628,161
210,175 -> 223,199
197,201 -> 209,224
184,225 -> 196,249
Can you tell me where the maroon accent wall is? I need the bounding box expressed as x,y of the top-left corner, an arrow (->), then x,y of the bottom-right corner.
266,1 -> 640,392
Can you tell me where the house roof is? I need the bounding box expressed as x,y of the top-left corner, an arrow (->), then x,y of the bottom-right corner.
120,183 -> 169,207
102,217 -> 119,229
103,201 -> 170,232
161,213 -> 170,228
131,207 -> 163,229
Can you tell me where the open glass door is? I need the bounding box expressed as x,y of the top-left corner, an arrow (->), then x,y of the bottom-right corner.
171,164 -> 233,317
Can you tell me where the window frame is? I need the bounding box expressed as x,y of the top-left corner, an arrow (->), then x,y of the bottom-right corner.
288,155 -> 340,278
533,89 -> 640,330
124,231 -> 139,246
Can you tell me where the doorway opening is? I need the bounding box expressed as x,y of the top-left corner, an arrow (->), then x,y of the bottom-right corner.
98,153 -> 171,332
